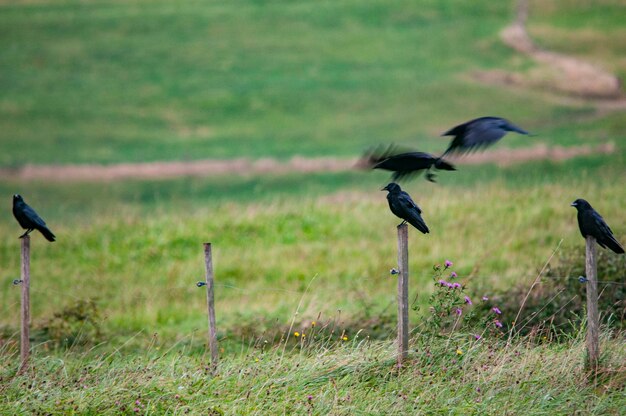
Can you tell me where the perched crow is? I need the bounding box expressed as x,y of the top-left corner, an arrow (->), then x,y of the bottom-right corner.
382,183 -> 429,234
362,145 -> 455,182
12,194 -> 56,242
441,116 -> 529,157
571,198 -> 624,254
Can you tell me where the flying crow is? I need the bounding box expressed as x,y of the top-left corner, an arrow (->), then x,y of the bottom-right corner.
382,183 -> 429,234
441,116 -> 529,157
571,198 -> 623,254
12,194 -> 56,242
362,145 -> 455,182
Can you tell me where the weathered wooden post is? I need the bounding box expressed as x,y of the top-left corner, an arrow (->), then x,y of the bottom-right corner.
203,243 -> 218,372
397,224 -> 409,365
19,235 -> 31,373
585,236 -> 599,371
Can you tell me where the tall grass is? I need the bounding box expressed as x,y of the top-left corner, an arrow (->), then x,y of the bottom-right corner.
1,326 -> 623,414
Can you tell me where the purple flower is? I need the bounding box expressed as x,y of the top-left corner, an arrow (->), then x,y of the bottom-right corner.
492,307 -> 501,315
450,271 -> 458,278
481,296 -> 488,301
444,260 -> 453,268
438,279 -> 447,286
307,395 -> 313,401
474,334 -> 481,340
455,308 -> 462,316
452,282 -> 461,289
464,295 -> 472,305
495,320 -> 503,328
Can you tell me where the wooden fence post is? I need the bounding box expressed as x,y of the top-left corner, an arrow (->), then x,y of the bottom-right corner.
397,224 -> 409,366
203,243 -> 218,372
585,236 -> 599,371
19,235 -> 31,373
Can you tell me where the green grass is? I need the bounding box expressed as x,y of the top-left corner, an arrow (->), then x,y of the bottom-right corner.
1,331 -> 624,414
1,152 -> 625,348
1,0 -> 619,166
1,0 -> 626,413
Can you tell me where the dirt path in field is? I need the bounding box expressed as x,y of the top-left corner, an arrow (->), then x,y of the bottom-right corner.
0,143 -> 615,183
478,0 -> 624,102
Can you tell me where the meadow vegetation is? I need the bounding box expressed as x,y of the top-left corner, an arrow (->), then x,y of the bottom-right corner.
1,0 -> 623,166
1,0 -> 625,414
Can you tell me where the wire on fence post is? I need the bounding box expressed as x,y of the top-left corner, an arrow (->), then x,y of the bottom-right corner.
585,236 -> 599,372
19,235 -> 31,374
203,242 -> 218,373
397,224 -> 409,366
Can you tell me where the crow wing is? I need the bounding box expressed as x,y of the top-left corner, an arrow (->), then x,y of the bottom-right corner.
590,210 -> 624,253
22,203 -> 49,229
398,191 -> 421,214
442,117 -> 507,155
398,191 -> 429,234
374,152 -> 436,171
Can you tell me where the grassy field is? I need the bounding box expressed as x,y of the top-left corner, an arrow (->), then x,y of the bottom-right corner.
0,152 -> 624,339
2,333 -> 625,414
1,0 -> 623,166
1,0 -> 625,414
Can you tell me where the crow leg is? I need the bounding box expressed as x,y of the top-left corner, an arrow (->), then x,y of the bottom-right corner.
19,229 -> 33,238
399,220 -> 407,227
424,167 -> 437,183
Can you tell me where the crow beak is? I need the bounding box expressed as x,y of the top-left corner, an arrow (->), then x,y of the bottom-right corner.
381,186 -> 387,191
508,124 -> 530,135
570,202 -> 577,207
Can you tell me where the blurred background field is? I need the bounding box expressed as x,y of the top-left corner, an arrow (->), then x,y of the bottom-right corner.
1,0 -> 625,166
0,0 -> 625,413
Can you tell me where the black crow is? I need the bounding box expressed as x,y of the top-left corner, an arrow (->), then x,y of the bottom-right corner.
382,183 -> 429,234
571,199 -> 623,254
441,116 -> 529,157
362,145 -> 455,182
12,194 -> 56,242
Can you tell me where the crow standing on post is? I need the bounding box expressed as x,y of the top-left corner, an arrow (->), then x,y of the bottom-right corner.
12,194 -> 56,242
382,183 -> 429,234
571,198 -> 624,254
361,145 -> 456,182
441,116 -> 529,157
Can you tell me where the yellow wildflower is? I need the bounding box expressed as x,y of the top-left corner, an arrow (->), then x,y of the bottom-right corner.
294,332 -> 300,337
456,349 -> 463,355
